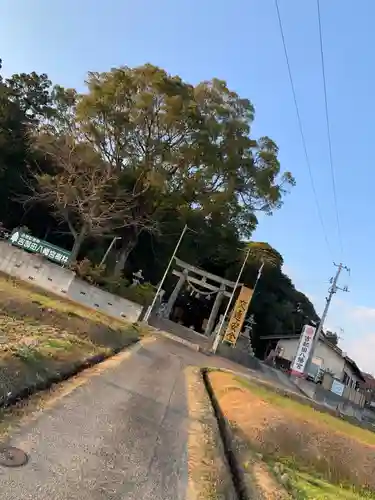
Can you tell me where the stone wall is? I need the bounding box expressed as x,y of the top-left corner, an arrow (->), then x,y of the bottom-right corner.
0,241 -> 142,323
216,342 -> 261,371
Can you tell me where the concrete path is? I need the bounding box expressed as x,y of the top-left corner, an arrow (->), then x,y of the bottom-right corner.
0,338 -> 198,499
257,364 -> 303,393
0,335 -> 297,499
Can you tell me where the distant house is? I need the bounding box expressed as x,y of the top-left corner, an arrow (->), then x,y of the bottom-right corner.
361,373 -> 375,405
276,334 -> 365,389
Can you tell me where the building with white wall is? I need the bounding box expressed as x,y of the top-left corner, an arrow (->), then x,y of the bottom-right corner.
276,334 -> 364,389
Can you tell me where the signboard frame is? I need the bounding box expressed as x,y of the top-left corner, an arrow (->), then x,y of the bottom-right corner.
9,230 -> 71,265
331,379 -> 345,397
223,286 -> 253,346
290,324 -> 317,377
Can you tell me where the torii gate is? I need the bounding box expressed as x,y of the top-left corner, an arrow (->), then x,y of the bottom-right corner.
164,257 -> 240,336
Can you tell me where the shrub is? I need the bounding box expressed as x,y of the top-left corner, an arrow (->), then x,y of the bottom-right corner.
121,283 -> 156,306
72,258 -> 155,305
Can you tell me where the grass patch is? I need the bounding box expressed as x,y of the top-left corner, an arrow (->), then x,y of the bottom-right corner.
289,469 -> 375,499
235,377 -> 375,446
0,274 -> 128,330
0,274 -> 143,407
208,371 -> 375,498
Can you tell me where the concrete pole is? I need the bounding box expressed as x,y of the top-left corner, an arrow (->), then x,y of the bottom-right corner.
305,263 -> 344,375
100,236 -> 121,266
144,225 -> 188,323
205,284 -> 225,336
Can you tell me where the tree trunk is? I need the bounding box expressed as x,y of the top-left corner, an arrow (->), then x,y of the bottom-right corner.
113,233 -> 138,278
68,225 -> 87,264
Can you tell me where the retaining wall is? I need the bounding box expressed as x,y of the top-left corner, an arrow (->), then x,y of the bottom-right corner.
148,314 -> 262,371
0,241 -> 142,323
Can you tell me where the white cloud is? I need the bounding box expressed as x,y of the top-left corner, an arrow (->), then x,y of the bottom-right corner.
325,300 -> 375,375
341,333 -> 375,375
350,306 -> 375,322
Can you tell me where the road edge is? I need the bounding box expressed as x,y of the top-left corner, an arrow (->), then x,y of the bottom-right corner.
185,366 -> 237,500
202,369 -> 251,500
0,332 -> 153,409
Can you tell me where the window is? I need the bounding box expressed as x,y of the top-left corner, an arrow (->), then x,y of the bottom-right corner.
343,372 -> 351,386
312,356 -> 323,367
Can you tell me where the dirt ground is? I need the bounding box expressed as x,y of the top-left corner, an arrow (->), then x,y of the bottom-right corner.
0,275 -> 141,406
208,371 -> 375,498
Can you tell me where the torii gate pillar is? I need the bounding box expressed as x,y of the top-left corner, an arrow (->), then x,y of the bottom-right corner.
165,269 -> 188,318
205,283 -> 225,336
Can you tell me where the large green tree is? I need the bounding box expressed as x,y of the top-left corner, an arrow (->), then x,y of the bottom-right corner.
0,66 -> 33,227
45,64 -> 294,276
0,59 -> 319,350
0,62 -> 57,233
5,71 -> 53,123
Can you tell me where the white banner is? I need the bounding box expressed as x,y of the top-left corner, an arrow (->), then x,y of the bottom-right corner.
290,324 -> 316,376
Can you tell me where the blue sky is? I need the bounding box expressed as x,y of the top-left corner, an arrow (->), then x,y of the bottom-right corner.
1,0 -> 373,372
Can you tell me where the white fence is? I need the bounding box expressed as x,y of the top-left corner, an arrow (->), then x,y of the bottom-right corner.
0,241 -> 142,323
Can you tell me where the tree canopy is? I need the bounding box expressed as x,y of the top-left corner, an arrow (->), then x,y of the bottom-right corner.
0,59 -> 318,353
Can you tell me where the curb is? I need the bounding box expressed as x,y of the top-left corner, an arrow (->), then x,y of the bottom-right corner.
202,369 -> 249,500
145,326 -> 202,352
204,369 -> 283,499
159,331 -> 201,351
185,366 -> 237,499
0,337 -> 143,409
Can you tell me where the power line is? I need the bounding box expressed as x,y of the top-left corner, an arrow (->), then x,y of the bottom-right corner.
316,0 -> 344,258
274,0 -> 333,260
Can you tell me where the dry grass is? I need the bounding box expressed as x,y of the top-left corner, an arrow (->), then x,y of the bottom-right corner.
208,371 -> 375,499
0,274 -> 141,406
235,375 -> 375,446
0,273 -> 129,331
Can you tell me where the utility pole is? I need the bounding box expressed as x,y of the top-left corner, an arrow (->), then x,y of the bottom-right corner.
305,262 -> 349,375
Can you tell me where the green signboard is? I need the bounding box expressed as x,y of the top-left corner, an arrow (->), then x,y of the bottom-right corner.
9,230 -> 71,265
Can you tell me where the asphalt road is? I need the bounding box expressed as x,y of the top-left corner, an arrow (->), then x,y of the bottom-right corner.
0,336 -> 259,500
0,338 -> 198,499
0,335 -> 297,499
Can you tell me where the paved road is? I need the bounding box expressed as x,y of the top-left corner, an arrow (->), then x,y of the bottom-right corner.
0,338 -> 194,499
0,337 -> 251,499
256,363 -> 303,393
0,335 -> 297,499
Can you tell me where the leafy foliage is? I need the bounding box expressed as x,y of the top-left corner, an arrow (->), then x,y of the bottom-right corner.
40,64 -> 294,274
0,58 -> 317,348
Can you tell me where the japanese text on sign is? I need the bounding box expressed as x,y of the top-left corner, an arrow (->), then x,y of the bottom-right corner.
223,286 -> 253,346
9,230 -> 71,265
290,324 -> 316,376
